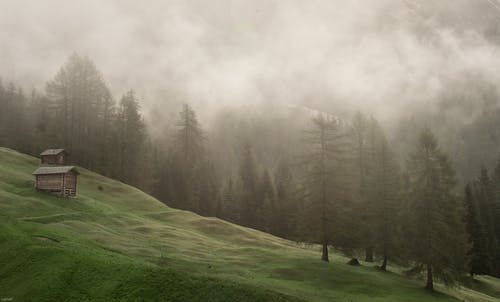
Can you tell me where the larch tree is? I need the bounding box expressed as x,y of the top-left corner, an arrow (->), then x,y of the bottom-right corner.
349,112 -> 376,262
370,127 -> 401,271
46,53 -> 113,169
300,114 -> 349,262
406,128 -> 468,291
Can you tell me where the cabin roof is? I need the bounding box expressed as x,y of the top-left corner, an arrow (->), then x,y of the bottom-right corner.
32,166 -> 79,175
40,149 -> 67,156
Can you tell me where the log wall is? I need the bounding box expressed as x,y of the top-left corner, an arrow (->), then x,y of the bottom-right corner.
36,174 -> 63,191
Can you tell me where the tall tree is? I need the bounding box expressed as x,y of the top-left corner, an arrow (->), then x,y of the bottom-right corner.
46,53 -> 113,169
0,83 -> 29,152
169,104 -> 206,211
192,159 -> 218,216
349,112 -> 376,262
114,90 -> 145,186
406,128 -> 468,290
220,177 -> 239,222
174,104 -> 205,166
471,166 -> 500,277
300,115 -> 349,262
238,143 -> 259,228
489,157 -> 500,277
257,169 -> 276,232
371,132 -> 401,271
274,157 -> 298,238
464,183 -> 491,277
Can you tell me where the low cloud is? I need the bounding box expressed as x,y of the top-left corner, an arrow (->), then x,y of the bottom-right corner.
1,0 -> 500,125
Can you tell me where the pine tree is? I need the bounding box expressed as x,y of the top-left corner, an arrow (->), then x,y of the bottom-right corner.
0,83 -> 29,152
473,166 -> 500,277
489,157 -> 500,277
274,157 -> 297,238
221,178 -> 238,222
406,128 -> 468,290
27,91 -> 53,154
192,159 -> 218,216
349,112 -> 376,262
257,170 -> 276,232
46,53 -> 113,169
170,103 -> 206,211
464,183 -> 491,277
114,90 -> 145,186
300,115 -> 349,262
174,104 -> 205,167
370,129 -> 401,271
239,143 -> 259,228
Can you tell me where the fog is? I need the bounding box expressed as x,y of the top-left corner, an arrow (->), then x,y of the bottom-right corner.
2,0 -> 500,124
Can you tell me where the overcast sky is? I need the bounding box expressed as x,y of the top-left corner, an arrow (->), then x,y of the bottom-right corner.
2,0 -> 500,120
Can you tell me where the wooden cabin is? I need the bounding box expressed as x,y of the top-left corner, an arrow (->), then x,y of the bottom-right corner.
40,149 -> 68,165
33,166 -> 79,197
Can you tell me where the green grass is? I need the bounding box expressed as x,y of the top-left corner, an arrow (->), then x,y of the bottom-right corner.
0,147 -> 498,302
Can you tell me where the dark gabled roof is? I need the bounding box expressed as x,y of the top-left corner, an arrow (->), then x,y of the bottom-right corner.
40,149 -> 67,156
33,166 -> 79,175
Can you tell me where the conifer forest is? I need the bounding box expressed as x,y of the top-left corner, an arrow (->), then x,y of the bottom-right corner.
1,1 -> 500,301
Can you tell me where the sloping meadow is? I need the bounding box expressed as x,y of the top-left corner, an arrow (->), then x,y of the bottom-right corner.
0,148 -> 497,302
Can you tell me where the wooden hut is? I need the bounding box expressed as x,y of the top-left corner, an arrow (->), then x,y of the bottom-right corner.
40,149 -> 68,165
33,166 -> 79,197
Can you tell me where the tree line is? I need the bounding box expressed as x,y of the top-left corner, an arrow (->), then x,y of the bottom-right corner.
1,54 -> 499,290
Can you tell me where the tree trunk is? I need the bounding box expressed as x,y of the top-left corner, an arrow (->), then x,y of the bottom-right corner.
365,247 -> 374,262
321,242 -> 329,262
425,263 -> 434,291
380,251 -> 387,271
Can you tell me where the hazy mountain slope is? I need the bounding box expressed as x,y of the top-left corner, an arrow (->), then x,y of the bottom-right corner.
0,147 -> 497,302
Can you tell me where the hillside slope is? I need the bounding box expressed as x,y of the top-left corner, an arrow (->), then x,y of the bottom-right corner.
0,147 -> 498,302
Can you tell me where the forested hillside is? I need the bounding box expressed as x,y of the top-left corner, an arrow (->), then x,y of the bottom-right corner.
3,1 -> 500,298
0,147 -> 499,302
1,53 -> 500,288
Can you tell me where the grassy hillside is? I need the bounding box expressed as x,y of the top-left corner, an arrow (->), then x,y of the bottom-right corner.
0,147 -> 498,302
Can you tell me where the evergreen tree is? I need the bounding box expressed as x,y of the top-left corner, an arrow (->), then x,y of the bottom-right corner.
238,143 -> 259,228
174,104 -> 205,166
274,157 -> 297,238
406,128 -> 468,290
367,123 -> 401,271
27,91 -> 53,154
489,157 -> 500,277
221,178 -> 238,222
464,183 -> 491,277
300,115 -> 349,262
170,104 -> 206,211
46,53 -> 113,169
257,169 -> 276,232
471,166 -> 500,277
192,159 -> 218,216
0,83 -> 29,152
349,112 -> 376,262
114,90 -> 145,186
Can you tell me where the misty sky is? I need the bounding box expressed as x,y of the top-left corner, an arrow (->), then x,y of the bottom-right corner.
2,0 -> 500,120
